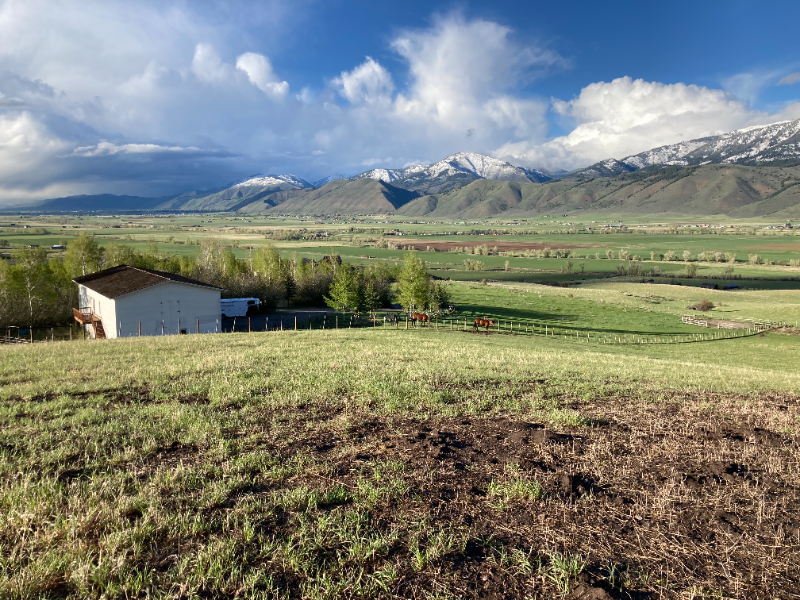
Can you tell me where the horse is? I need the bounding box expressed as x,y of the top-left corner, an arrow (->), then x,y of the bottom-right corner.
473,317 -> 495,332
411,312 -> 430,326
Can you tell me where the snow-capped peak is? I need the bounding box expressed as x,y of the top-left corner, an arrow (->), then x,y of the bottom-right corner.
232,174 -> 312,189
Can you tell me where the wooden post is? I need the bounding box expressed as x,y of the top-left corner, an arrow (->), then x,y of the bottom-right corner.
69,325 -> 73,341
161,320 -> 164,335
119,321 -> 122,337
280,318 -> 283,331
266,317 -> 269,331
336,315 -> 338,329
249,317 -> 251,332
233,317 -> 236,332
30,328 -> 33,343
196,319 -> 199,334
295,316 -> 297,330
138,321 -> 141,336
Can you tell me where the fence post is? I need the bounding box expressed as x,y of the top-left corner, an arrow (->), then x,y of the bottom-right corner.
30,328 -> 33,343
119,321 -> 122,337
196,319 -> 199,334
161,320 -> 164,335
295,316 -> 297,331
70,325 -> 73,341
336,315 -> 338,329
281,318 -> 283,331
215,319 -> 218,333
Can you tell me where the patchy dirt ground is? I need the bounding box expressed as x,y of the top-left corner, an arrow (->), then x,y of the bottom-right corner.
401,240 -> 589,252
4,388 -> 800,599
261,398 -> 800,599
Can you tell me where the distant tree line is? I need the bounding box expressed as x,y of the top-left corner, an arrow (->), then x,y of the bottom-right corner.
0,235 -> 449,328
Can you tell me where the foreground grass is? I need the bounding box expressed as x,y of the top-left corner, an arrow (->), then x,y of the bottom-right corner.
2,330 -> 799,598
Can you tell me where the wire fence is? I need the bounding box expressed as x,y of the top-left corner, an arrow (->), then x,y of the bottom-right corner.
2,313 -> 791,346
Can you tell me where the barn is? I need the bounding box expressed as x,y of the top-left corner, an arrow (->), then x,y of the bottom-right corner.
72,265 -> 223,338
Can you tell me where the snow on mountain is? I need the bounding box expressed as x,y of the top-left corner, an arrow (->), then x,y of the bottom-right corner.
356,168 -> 406,183
352,152 -> 552,190
312,174 -> 349,187
232,174 -> 312,189
570,118 -> 800,180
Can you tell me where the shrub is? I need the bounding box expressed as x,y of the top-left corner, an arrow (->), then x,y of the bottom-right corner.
664,251 -> 677,261
685,263 -> 698,277
693,298 -> 715,311
683,250 -> 692,262
748,254 -> 762,265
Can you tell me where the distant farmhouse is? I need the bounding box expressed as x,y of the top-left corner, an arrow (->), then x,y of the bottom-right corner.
73,265 -> 222,338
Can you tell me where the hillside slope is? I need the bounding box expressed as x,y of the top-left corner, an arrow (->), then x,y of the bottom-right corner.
243,178 -> 420,214
398,164 -> 800,218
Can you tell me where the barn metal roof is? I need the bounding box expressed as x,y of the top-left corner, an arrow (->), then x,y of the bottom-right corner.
73,265 -> 222,299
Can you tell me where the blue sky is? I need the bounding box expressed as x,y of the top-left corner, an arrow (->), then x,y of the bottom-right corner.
0,0 -> 798,203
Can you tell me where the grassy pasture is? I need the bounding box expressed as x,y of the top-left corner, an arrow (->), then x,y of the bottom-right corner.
2,322 -> 800,598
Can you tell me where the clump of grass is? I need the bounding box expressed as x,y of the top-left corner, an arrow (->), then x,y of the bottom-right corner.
547,551 -> 585,594
488,476 -> 545,509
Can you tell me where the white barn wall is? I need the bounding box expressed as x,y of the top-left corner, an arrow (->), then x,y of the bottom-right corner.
78,285 -> 118,339
79,282 -> 221,338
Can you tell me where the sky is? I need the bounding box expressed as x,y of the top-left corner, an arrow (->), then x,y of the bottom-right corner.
1,0 -> 799,204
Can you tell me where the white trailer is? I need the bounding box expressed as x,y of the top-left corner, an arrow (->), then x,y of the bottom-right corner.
220,298 -> 260,318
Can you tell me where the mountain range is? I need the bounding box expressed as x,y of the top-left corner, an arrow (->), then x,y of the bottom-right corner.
27,118 -> 800,218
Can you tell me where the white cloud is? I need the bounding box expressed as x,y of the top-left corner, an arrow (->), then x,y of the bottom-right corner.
778,72 -> 800,86
70,141 -> 200,157
334,57 -> 393,104
391,14 -> 556,136
236,52 -> 289,99
498,77 -> 769,170
192,43 -> 232,84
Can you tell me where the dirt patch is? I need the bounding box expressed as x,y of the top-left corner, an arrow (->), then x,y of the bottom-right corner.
7,388 -> 800,598
401,239 -> 589,252
745,242 -> 800,251
229,397 -> 799,598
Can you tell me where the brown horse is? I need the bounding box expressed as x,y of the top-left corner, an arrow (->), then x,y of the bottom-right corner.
473,317 -> 495,332
411,312 -> 430,326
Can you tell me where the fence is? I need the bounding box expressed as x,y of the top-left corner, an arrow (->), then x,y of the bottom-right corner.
2,313 -> 789,347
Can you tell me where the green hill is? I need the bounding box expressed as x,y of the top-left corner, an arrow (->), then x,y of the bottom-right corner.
247,178 -> 420,214
397,164 -> 800,218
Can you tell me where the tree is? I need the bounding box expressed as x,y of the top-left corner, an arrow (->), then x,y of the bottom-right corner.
9,247 -> 56,326
397,252 -> 430,313
63,233 -> 101,276
325,266 -> 360,313
685,263 -> 698,278
425,280 -> 451,316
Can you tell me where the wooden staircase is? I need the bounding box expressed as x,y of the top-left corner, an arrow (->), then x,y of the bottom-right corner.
73,307 -> 106,339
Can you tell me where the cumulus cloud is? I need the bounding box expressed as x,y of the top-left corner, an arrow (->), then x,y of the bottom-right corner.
236,52 -> 289,99
334,57 -> 393,104
391,14 -> 557,137
0,2 -> 796,203
192,43 -> 233,84
498,77 -> 769,170
778,72 -> 800,86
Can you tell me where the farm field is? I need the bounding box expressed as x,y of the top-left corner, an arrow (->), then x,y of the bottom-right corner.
3,214 -> 800,294
2,214 -> 800,598
2,314 -> 800,598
